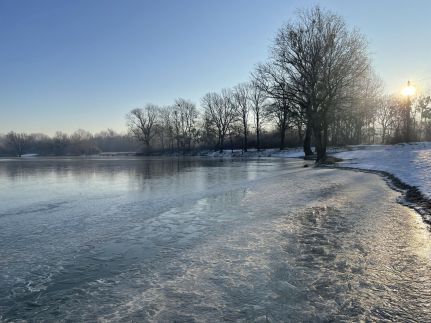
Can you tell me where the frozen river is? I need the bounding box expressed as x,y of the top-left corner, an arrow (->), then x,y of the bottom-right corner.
0,157 -> 430,321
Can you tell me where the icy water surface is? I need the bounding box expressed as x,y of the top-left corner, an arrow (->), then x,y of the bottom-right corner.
0,157 -> 430,322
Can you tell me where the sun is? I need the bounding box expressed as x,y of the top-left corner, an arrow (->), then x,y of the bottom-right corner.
401,81 -> 416,97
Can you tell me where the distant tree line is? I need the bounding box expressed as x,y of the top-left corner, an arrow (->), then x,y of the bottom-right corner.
2,7 -> 431,161
0,129 -> 138,157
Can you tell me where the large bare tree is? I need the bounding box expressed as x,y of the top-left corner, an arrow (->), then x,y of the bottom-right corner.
271,6 -> 369,162
127,104 -> 159,152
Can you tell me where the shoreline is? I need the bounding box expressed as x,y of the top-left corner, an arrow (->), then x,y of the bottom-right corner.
202,147 -> 431,228
323,163 -> 431,227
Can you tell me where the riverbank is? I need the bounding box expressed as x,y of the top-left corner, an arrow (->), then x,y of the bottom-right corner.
329,142 -> 431,226
202,142 -> 431,227
196,147 -> 346,158
325,165 -> 431,226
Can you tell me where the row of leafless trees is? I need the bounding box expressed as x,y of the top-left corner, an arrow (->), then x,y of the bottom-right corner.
126,83 -> 278,155
125,86 -> 431,155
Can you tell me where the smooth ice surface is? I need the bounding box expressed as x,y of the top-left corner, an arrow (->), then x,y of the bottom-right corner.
0,157 -> 430,321
334,142 -> 431,199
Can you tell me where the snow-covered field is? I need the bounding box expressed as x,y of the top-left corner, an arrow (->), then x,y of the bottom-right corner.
333,142 -> 431,200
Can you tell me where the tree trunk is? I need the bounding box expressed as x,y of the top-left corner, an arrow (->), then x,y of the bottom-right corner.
315,133 -> 327,163
381,127 -> 386,144
145,141 -> 151,154
296,125 -> 303,146
230,132 -> 234,153
219,133 -> 224,153
243,126 -> 248,152
279,107 -> 288,150
313,119 -> 328,163
303,121 -> 313,156
355,122 -> 362,145
256,111 -> 260,151
404,100 -> 412,142
256,128 -> 260,151
279,124 -> 286,150
160,133 -> 165,151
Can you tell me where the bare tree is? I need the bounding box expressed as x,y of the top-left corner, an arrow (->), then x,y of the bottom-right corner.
271,6 -> 369,162
376,95 -> 398,144
173,98 -> 199,152
201,112 -> 218,148
401,92 -> 414,143
249,81 -> 267,150
202,89 -> 238,152
417,95 -> 431,140
233,83 -> 251,152
252,63 -> 294,150
127,104 -> 159,152
158,106 -> 175,151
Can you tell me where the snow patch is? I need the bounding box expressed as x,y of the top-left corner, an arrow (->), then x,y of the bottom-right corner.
334,142 -> 431,199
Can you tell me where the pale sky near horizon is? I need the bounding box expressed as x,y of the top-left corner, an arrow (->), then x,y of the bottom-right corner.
1,0 -> 430,135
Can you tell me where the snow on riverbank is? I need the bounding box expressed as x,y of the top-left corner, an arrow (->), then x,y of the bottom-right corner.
203,147 -> 345,158
204,148 -> 303,158
334,142 -> 431,199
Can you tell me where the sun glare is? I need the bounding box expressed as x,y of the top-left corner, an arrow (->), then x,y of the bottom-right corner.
402,82 -> 416,96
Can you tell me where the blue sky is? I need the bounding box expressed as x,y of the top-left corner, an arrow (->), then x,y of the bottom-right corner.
1,0 -> 430,135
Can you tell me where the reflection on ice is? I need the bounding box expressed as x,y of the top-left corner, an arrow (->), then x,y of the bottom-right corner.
0,157 -> 430,321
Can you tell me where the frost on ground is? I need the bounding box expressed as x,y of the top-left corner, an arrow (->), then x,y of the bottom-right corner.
334,142 -> 431,200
